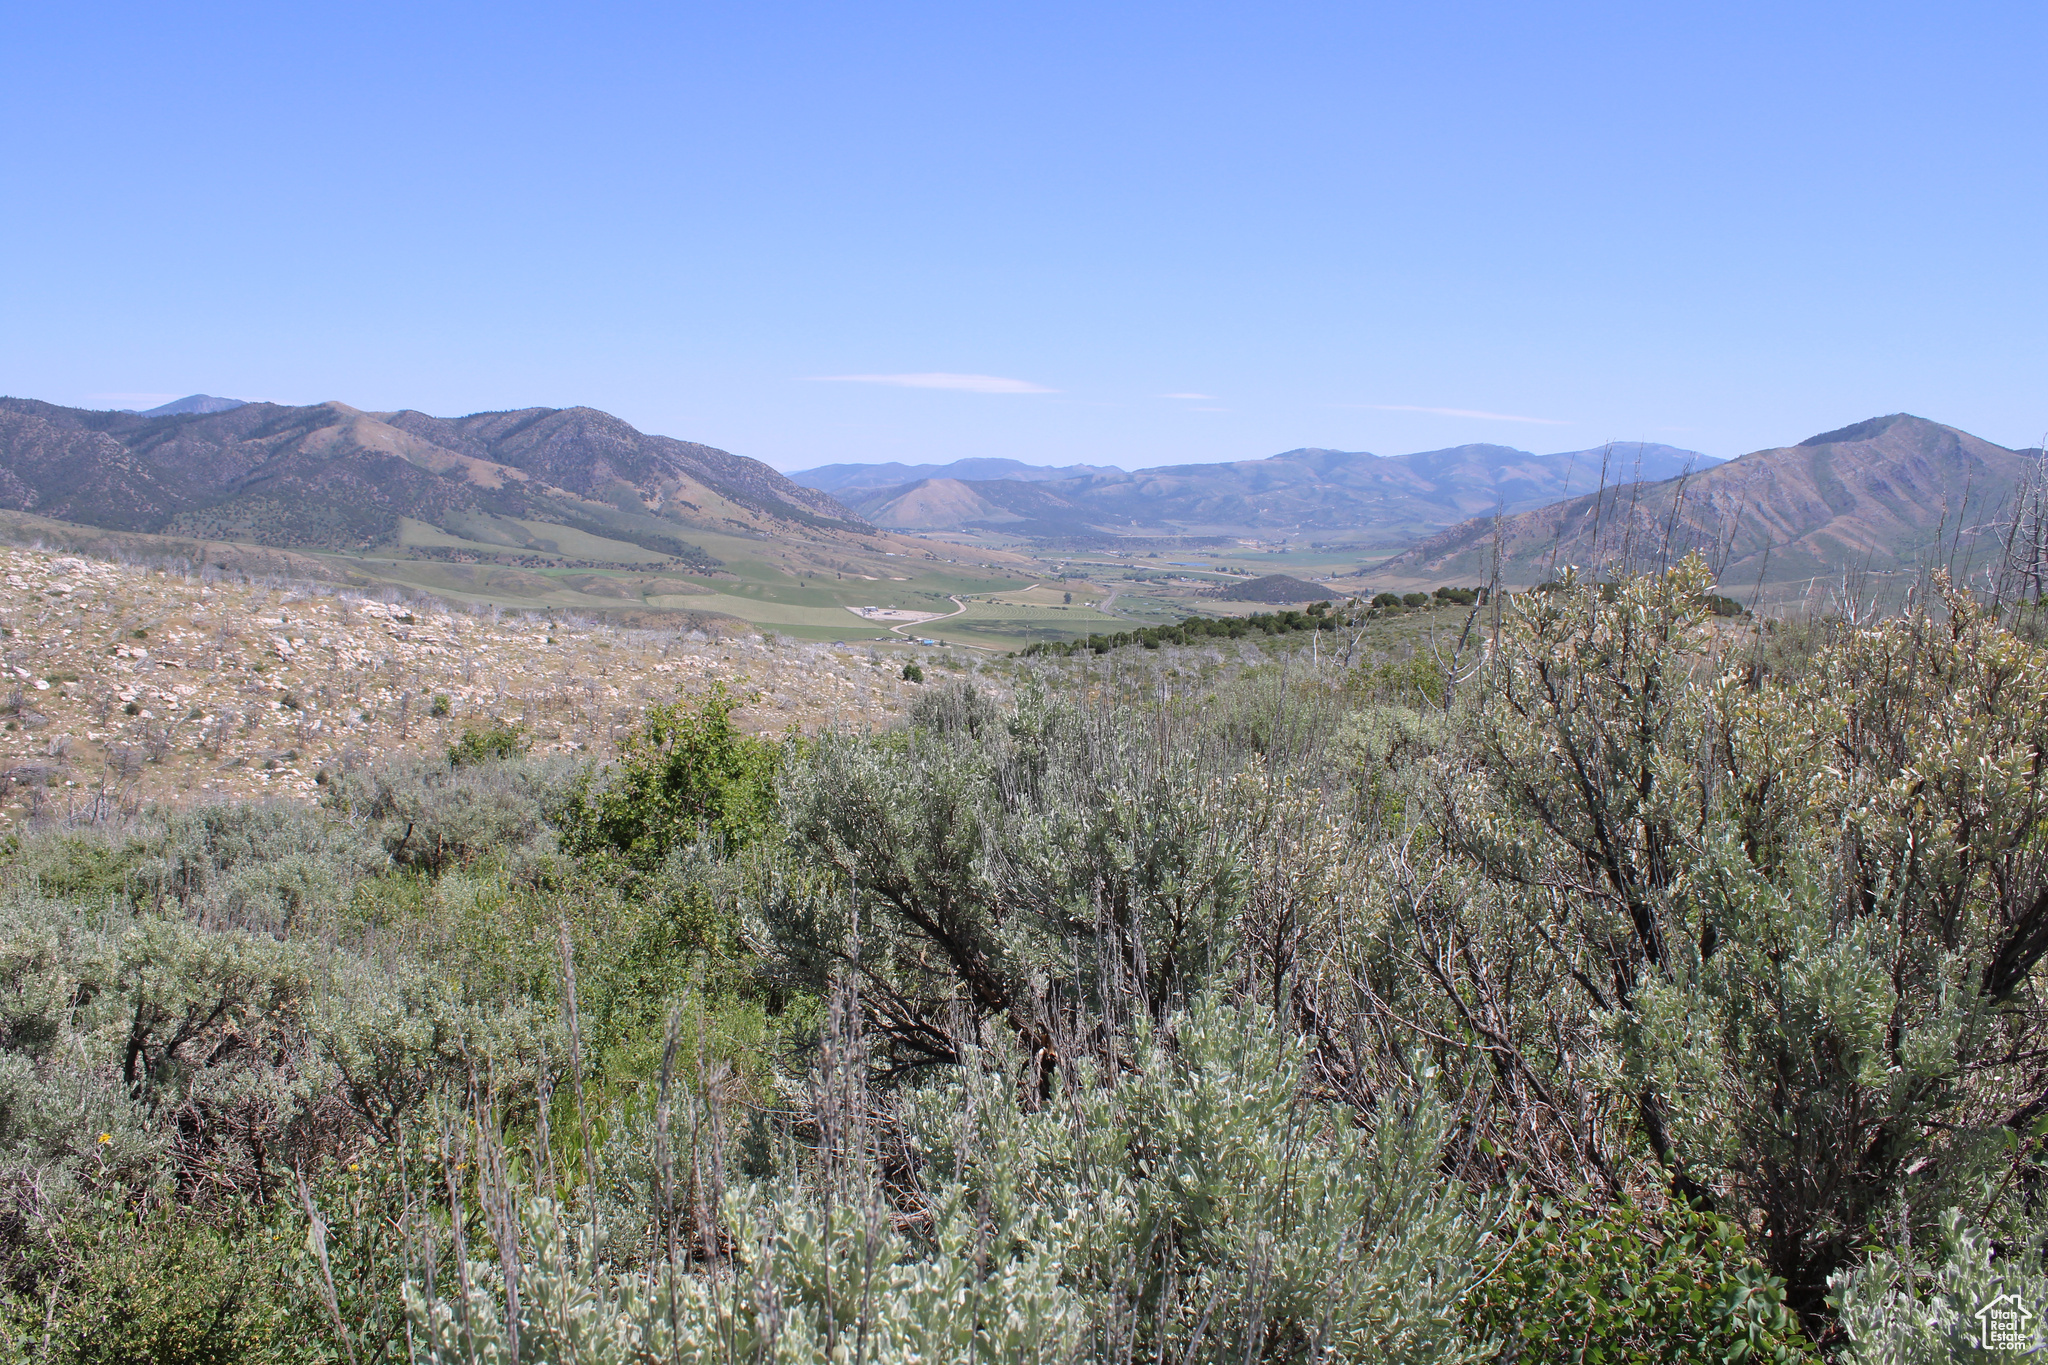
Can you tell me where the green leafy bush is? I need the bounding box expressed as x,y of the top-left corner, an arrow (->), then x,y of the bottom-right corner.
1464,1200 -> 1816,1362
1,1203 -> 290,1365
558,683 -> 780,870
1705,592 -> 1747,616
446,718 -> 530,766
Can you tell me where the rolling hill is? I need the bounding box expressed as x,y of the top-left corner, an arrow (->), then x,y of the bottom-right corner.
845,477 -> 1106,538
1371,414 -> 2044,598
0,396 -> 1061,641
831,441 -> 1713,541
0,397 -> 861,556
1216,573 -> 1334,603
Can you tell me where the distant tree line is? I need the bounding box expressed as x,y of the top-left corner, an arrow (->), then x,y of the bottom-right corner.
1021,585 -> 1490,658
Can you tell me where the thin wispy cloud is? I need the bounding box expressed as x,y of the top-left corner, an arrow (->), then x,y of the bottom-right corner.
1344,404 -> 1570,426
806,373 -> 1057,394
1159,392 -> 1218,400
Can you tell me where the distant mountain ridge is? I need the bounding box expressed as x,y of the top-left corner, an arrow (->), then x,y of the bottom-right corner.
830,441 -> 1714,540
788,456 -> 1123,493
1374,414 -> 2044,594
119,394 -> 250,417
0,397 -> 864,560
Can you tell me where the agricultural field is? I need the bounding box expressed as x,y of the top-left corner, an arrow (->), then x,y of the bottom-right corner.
321,522 -> 1051,644
324,522 -> 1305,651
0,507 -> 1419,662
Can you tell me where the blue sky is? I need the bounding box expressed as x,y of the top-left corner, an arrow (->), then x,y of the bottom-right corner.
4,1 -> 2043,470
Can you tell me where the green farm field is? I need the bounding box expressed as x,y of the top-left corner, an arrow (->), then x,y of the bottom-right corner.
307,520 -> 1066,643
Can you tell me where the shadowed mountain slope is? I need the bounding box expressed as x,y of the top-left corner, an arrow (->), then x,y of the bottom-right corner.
380,406 -> 851,525
1373,414 -> 2042,595
0,397 -> 864,557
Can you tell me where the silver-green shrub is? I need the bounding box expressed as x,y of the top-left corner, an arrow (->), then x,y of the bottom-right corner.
404,996 -> 1494,1364
1831,1208 -> 2048,1362
324,752 -> 576,874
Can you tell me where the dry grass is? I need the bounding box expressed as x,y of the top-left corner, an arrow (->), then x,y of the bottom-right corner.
0,549 -> 949,826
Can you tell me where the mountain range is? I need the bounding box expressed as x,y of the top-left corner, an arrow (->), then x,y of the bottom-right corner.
0,397 -> 862,566
1373,414 -> 2044,596
3,394 -> 2038,622
804,442 -> 1714,541
787,456 -> 1124,493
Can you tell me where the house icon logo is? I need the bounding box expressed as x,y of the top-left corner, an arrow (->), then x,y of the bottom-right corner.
1976,1291 -> 2035,1350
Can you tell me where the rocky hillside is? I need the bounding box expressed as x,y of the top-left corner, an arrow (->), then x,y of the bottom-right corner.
0,547 -> 936,824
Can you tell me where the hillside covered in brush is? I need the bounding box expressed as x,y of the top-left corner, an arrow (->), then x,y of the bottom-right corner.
8,562 -> 2047,1359
0,397 -> 866,562
1375,413 -> 2044,596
